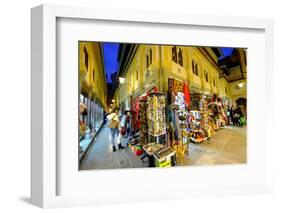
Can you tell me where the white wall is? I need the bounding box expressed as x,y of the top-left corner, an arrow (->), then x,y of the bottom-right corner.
0,0 -> 280,212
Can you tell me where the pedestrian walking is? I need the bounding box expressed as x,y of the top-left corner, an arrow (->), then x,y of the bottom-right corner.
107,108 -> 124,152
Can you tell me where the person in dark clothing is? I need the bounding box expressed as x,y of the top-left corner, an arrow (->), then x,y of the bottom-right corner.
229,106 -> 234,125
232,107 -> 239,127
233,106 -> 243,127
236,107 -> 243,127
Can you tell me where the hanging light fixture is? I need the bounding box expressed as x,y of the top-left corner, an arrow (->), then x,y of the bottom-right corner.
238,82 -> 243,88
119,77 -> 125,84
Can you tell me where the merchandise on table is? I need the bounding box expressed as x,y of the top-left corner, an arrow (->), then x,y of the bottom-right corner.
142,142 -> 166,167
142,142 -> 175,167
190,129 -> 207,143
153,146 -> 175,167
154,146 -> 174,159
143,143 -> 164,155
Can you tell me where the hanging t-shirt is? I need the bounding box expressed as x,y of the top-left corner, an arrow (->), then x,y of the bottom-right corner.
183,83 -> 190,106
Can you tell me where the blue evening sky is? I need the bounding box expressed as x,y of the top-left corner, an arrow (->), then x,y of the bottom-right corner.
103,43 -> 120,83
219,47 -> 234,59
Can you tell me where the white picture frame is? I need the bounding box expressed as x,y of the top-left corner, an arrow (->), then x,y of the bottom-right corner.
31,4 -> 274,208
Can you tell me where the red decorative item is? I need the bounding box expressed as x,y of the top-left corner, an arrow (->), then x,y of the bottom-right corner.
121,127 -> 126,136
183,83 -> 190,106
135,149 -> 143,156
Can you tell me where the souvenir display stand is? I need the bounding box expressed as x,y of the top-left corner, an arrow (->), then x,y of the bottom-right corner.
147,92 -> 166,144
138,92 -> 177,167
167,78 -> 190,160
175,92 -> 189,145
139,99 -> 148,145
189,93 -> 208,144
200,96 -> 212,142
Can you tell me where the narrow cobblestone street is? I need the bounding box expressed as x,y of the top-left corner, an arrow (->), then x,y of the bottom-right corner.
80,126 -> 144,170
80,125 -> 246,170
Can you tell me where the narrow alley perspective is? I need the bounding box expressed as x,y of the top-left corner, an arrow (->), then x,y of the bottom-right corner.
79,41 -> 247,170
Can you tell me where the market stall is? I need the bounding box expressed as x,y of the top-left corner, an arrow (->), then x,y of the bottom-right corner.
167,78 -> 190,163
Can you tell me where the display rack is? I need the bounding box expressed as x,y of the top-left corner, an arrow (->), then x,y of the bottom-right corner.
200,97 -> 209,128
139,99 -> 148,145
190,97 -> 208,144
147,92 -> 166,144
153,146 -> 175,167
174,91 -> 189,144
200,96 -> 212,141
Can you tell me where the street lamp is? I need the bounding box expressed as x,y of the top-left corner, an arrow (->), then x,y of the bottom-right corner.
238,82 -> 243,88
112,99 -> 115,103
119,77 -> 126,84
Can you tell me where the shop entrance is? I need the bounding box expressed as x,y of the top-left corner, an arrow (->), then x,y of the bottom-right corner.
236,97 -> 247,112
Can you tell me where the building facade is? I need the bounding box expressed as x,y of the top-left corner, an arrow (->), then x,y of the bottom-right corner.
79,42 -> 107,145
113,44 -> 247,110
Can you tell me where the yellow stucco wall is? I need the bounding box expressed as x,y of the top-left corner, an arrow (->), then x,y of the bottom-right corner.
229,79 -> 247,103
114,45 -> 246,107
79,42 -> 107,108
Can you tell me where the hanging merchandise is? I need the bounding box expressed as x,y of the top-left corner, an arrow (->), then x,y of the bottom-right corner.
139,99 -> 148,145
168,105 -> 181,143
183,82 -> 191,106
130,96 -> 140,135
167,78 -> 190,160
167,115 -> 187,165
190,93 -> 201,111
207,94 -> 228,130
200,95 -> 212,142
147,92 -> 166,144
189,93 -> 208,144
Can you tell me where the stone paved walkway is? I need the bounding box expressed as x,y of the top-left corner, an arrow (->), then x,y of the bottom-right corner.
80,125 -> 247,170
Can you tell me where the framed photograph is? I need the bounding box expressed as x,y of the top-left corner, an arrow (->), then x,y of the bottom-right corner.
31,4 -> 274,208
